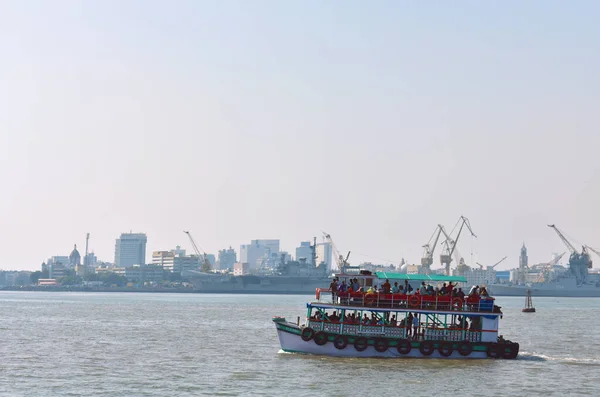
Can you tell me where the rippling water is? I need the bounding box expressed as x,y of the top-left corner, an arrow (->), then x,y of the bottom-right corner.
1,292 -> 599,396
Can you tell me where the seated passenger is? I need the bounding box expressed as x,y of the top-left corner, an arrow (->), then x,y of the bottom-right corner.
390,315 -> 397,326
419,282 -> 427,295
480,286 -> 489,297
456,288 -> 465,299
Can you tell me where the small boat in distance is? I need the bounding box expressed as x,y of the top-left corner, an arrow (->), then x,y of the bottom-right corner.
522,289 -> 536,313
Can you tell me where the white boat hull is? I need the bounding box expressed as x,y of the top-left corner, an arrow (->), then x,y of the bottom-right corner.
275,323 -> 488,359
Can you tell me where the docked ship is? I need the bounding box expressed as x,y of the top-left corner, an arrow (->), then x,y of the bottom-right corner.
489,225 -> 600,297
182,270 -> 330,294
273,271 -> 519,359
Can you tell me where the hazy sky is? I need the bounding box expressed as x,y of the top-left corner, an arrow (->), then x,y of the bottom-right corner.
1,1 -> 599,272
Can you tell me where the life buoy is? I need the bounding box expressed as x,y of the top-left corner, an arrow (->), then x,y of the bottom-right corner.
354,336 -> 368,351
419,341 -> 434,356
313,331 -> 328,346
438,342 -> 454,357
333,335 -> 348,350
486,344 -> 500,358
301,327 -> 315,342
452,297 -> 464,310
408,295 -> 421,308
364,294 -> 375,306
502,343 -> 519,359
396,339 -> 412,355
374,338 -> 388,353
457,341 -> 473,356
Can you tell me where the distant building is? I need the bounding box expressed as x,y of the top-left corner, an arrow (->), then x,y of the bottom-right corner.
84,253 -> 98,267
295,242 -> 313,265
69,245 -> 81,266
218,247 -> 237,270
47,256 -> 69,268
124,264 -> 164,284
49,263 -> 66,279
240,239 -> 280,269
233,262 -> 250,276
316,242 -> 332,270
152,250 -> 199,273
206,254 -> 216,267
114,233 -> 147,268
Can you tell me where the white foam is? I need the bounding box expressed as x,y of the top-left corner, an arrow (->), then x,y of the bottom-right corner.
519,351 -> 600,365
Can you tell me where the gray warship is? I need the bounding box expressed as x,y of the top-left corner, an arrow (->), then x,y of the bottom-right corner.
489,225 -> 600,297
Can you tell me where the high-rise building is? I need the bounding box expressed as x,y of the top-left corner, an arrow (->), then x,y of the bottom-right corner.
316,242 -> 333,270
115,233 -> 147,268
152,249 -> 199,273
296,241 -> 313,265
218,247 -> 237,270
240,239 -> 280,269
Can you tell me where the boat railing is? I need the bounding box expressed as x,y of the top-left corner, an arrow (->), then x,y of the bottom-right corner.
314,288 -> 497,313
306,320 -> 484,342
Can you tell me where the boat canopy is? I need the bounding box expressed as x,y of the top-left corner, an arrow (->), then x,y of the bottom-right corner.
374,272 -> 467,283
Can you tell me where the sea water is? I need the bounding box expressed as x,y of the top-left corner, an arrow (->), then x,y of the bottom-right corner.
1,292 -> 599,396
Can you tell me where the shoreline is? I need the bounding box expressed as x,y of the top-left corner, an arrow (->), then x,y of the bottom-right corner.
0,286 -> 315,295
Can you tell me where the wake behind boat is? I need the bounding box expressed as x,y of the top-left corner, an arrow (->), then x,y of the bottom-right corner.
273,271 -> 519,359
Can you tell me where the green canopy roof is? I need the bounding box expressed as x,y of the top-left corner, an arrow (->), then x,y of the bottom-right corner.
374,272 -> 467,283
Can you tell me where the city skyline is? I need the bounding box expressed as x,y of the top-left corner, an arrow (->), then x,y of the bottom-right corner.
4,227 -> 593,273
1,2 -> 598,271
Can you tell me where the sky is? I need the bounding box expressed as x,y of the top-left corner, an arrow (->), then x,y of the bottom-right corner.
0,1 -> 599,272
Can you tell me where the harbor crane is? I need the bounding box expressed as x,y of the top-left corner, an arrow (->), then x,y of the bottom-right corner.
536,252 -> 566,283
421,225 -> 444,274
476,256 -> 508,270
184,231 -> 211,272
585,245 -> 600,260
323,232 -> 350,272
548,225 -> 592,284
440,216 -> 477,275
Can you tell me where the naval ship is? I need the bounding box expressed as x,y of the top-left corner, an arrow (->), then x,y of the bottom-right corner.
489,226 -> 600,297
181,270 -> 331,294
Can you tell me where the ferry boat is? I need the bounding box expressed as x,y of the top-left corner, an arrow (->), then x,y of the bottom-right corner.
273,271 -> 519,359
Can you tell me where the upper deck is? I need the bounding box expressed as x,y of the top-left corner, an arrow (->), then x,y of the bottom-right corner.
316,271 -> 499,314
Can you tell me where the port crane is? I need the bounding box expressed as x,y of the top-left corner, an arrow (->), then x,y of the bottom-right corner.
476,256 -> 508,270
184,231 -> 211,272
548,225 -> 592,283
421,225 -> 444,274
323,232 -> 350,272
585,245 -> 600,260
440,216 -> 477,275
536,252 -> 566,283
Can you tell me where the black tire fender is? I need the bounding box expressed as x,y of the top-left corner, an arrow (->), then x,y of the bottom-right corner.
457,341 -> 473,356
301,327 -> 315,342
333,335 -> 348,350
374,337 -> 389,353
419,341 -> 435,356
396,339 -> 412,355
354,336 -> 368,352
438,342 -> 453,357
313,331 -> 328,346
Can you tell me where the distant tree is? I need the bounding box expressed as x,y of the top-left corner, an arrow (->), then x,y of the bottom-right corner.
30,270 -> 49,284
58,275 -> 82,286
83,273 -> 100,282
100,273 -> 127,287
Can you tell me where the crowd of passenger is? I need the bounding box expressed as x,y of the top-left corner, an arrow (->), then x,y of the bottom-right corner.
309,309 -> 483,338
329,278 -> 490,299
